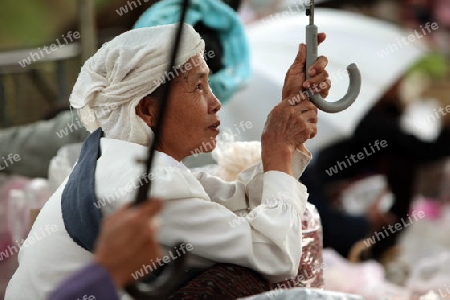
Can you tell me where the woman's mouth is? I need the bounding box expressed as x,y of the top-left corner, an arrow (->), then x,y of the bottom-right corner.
208,121 -> 220,133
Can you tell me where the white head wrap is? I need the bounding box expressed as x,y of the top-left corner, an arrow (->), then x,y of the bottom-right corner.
69,24 -> 205,145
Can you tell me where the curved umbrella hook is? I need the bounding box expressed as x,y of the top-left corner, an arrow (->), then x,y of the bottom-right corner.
305,0 -> 362,113
125,0 -> 191,299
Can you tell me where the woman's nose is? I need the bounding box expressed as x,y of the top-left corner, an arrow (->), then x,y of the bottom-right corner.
209,90 -> 221,114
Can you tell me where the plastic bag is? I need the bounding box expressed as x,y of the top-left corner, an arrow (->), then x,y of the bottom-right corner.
406,251 -> 450,297
340,175 -> 393,216
271,202 -> 324,290
211,137 -> 262,182
0,176 -> 31,298
0,176 -> 30,251
6,178 -> 51,243
48,143 -> 82,193
323,249 -> 411,300
298,203 -> 324,288
238,287 -> 364,300
388,205 -> 450,288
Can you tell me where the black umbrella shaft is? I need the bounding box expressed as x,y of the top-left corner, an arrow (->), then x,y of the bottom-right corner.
134,0 -> 191,206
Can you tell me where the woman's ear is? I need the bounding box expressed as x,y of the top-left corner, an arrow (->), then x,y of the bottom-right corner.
136,96 -> 157,128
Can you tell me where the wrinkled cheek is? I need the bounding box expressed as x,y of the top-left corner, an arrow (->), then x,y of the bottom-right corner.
191,131 -> 214,151
205,135 -> 218,150
184,128 -> 204,147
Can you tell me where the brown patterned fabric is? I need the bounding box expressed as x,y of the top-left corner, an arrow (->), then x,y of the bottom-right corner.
168,264 -> 270,300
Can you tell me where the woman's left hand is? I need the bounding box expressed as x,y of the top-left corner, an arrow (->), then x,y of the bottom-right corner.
282,32 -> 330,101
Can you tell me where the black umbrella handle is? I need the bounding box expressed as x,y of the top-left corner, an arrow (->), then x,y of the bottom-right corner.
126,0 -> 191,299
125,242 -> 188,300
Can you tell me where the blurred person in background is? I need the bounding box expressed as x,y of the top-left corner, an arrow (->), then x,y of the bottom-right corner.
401,0 -> 434,28
0,109 -> 88,179
301,70 -> 450,260
433,0 -> 450,58
401,0 -> 450,56
133,0 -> 251,105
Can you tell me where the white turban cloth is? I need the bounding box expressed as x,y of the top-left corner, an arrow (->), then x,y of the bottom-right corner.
69,24 -> 205,146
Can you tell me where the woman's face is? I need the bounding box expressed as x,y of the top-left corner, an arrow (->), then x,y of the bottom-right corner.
138,54 -> 222,161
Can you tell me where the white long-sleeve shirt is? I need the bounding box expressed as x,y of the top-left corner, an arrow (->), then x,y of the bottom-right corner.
6,137 -> 310,300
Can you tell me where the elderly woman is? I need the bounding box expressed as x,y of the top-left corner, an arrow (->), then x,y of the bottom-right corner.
6,24 -> 329,300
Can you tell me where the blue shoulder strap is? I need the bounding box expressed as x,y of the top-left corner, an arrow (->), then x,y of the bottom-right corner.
60,128 -> 203,287
61,128 -> 103,252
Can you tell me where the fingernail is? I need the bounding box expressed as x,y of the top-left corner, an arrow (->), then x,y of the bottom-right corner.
309,69 -> 316,76
303,82 -> 310,88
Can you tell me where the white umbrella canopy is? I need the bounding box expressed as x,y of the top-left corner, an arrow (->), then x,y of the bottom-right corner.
219,8 -> 429,153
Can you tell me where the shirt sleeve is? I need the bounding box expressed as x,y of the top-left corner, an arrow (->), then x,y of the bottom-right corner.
194,148 -> 311,212
158,150 -> 311,283
48,262 -> 119,300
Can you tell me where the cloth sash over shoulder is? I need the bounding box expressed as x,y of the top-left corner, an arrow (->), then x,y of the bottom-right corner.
60,129 -> 204,288
61,128 -> 104,252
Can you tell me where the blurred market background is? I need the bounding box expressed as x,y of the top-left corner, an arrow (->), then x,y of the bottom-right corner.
1,0 -> 450,299
0,0 -> 449,126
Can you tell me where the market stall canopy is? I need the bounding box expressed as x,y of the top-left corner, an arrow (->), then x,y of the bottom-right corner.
219,8 -> 428,153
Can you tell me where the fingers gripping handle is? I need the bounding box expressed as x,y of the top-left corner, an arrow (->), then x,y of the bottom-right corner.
305,24 -> 362,113
306,25 -> 319,71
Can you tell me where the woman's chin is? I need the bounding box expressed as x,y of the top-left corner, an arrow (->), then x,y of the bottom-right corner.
203,138 -> 217,152
188,138 -> 217,157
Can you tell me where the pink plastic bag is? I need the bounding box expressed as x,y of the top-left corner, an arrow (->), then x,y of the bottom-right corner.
0,176 -> 30,298
0,176 -> 30,253
271,203 -> 324,290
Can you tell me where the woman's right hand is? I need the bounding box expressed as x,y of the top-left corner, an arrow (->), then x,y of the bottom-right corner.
261,98 -> 318,175
94,199 -> 163,288
261,43 -> 324,175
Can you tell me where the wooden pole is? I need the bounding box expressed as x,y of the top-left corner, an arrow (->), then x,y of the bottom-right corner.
79,0 -> 98,63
